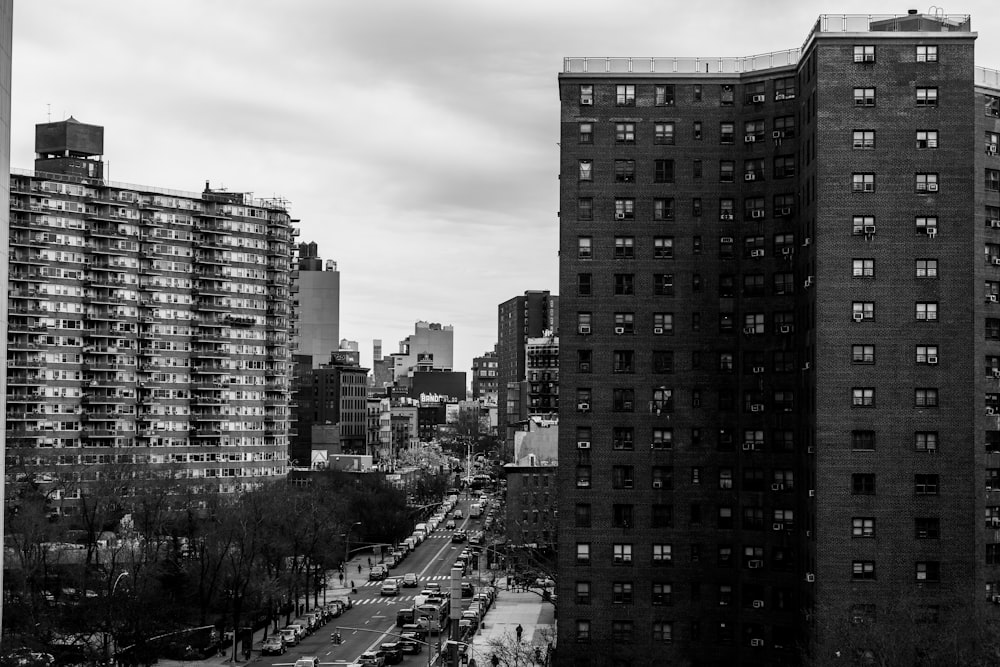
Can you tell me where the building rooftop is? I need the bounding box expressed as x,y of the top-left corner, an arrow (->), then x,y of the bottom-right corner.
563,12 -> 975,77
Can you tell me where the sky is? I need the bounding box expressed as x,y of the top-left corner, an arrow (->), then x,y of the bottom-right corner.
11,1 -> 1000,377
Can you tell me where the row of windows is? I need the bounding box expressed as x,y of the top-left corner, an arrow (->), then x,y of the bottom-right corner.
578,79 -> 796,108
576,117 -> 795,144
578,233 -> 797,259
575,349 -> 674,374
572,466 -> 794,496
850,301 -> 939,321
850,344 -> 940,364
851,86 -> 939,106
850,473 -> 940,495
850,44 -> 939,63
849,561 -> 941,582
850,388 -> 940,407
572,618 -> 673,645
577,156 -> 797,182
851,517 -> 940,539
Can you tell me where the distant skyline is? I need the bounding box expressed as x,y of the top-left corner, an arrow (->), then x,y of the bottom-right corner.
12,1 -> 1000,375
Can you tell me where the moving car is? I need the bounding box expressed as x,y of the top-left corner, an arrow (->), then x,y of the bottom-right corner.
294,658 -> 319,667
380,579 -> 400,596
445,519 -> 456,529
402,572 -> 419,587
401,623 -> 428,641
260,637 -> 285,656
358,651 -> 386,667
398,637 -> 422,654
378,643 -> 403,665
451,530 -> 467,543
369,564 -> 388,581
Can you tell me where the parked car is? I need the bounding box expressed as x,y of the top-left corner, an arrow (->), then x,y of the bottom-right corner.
398,637 -> 422,654
261,637 -> 285,656
451,531 -> 466,543
286,623 -> 308,639
452,509 -> 463,519
294,658 -> 319,667
278,628 -> 298,646
380,579 -> 400,596
445,520 -> 456,530
369,565 -> 388,581
460,581 -> 474,598
402,572 -> 419,587
425,582 -> 441,593
401,623 -> 428,641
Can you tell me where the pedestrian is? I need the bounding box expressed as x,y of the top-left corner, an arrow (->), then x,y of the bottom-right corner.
534,647 -> 542,665
516,623 -> 523,643
367,556 -> 372,567
358,563 -> 362,574
338,572 -> 344,585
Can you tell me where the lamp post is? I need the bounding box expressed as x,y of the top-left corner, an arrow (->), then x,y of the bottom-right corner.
344,521 -> 362,568
105,571 -> 130,662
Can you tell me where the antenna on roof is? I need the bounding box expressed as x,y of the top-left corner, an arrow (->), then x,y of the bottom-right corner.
46,103 -> 50,122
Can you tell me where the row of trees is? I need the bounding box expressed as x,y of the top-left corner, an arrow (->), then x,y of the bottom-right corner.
4,466 -> 439,664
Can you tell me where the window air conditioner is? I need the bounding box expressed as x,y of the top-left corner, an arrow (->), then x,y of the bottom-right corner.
751,249 -> 764,258
989,295 -> 998,303
781,248 -> 793,257
752,599 -> 764,608
990,144 -> 998,155
991,220 -> 1000,228
993,257 -> 1000,265
744,172 -> 756,181
720,212 -> 734,220
623,401 -> 633,410
927,183 -> 939,192
577,402 -> 590,412
751,210 -> 765,219
927,356 -> 938,364
771,483 -> 784,491
993,370 -> 1000,378
615,213 -> 626,220
721,236 -> 734,243
578,325 -> 591,334
852,312 -> 865,322
653,327 -> 664,335
772,522 -> 785,531
742,442 -> 755,451
745,135 -> 756,143
751,639 -> 764,648
751,404 -> 764,412
991,517 -> 1000,527
863,225 -> 876,234
772,131 -> 784,139
652,480 -> 663,489
779,325 -> 791,334
988,408 -> 996,416
926,227 -> 937,237
743,326 -> 756,335
614,327 -> 625,335
752,95 -> 766,103
581,97 -> 593,106
748,560 -> 763,569
577,441 -> 591,449
779,207 -> 792,216
753,366 -> 764,374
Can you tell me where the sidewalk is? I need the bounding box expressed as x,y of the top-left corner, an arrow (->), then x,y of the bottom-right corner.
468,576 -> 556,666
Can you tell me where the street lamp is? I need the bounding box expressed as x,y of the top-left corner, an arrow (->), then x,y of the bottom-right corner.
344,521 -> 362,567
105,571 -> 130,662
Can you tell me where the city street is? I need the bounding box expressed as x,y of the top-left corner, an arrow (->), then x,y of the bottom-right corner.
258,496 -> 486,666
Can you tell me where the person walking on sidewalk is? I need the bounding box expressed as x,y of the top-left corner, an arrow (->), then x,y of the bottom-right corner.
516,623 -> 523,643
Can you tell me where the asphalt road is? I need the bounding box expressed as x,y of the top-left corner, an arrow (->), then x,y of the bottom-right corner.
257,495 -> 486,666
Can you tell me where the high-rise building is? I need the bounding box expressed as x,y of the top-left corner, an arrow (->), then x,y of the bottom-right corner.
293,242 -> 340,368
557,13 -> 1000,665
497,291 -> 558,446
471,348 -> 499,402
390,321 -> 454,380
5,118 -> 296,516
525,332 -> 558,417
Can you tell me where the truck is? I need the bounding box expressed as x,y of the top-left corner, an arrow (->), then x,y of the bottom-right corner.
470,503 -> 482,519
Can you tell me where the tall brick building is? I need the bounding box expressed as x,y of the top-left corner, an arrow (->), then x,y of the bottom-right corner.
557,13 -> 1000,666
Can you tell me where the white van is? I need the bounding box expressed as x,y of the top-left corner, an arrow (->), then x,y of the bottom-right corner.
415,522 -> 428,534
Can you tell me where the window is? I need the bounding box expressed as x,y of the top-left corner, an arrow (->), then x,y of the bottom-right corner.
720,122 -> 734,144
612,426 -> 634,451
651,428 -> 672,450
615,123 -> 635,144
611,621 -> 634,644
744,196 -> 765,219
852,302 -> 874,320
612,503 -> 634,527
613,273 -> 634,296
774,156 -> 795,179
852,430 -> 876,451
614,160 -> 636,183
988,132 -> 1000,154
579,122 -> 593,144
852,388 -> 875,407
652,544 -> 672,566
852,173 -> 875,192
852,517 -> 875,538
577,312 -> 592,334
612,582 -> 634,604
653,312 -> 673,335
719,198 -> 735,220
693,159 -> 702,179
654,274 -> 674,296
693,121 -> 702,139
718,506 -> 733,529
720,84 -> 734,106
579,84 -> 594,105
916,561 -> 940,582
915,431 -> 938,453
916,259 -> 938,277
577,237 -> 592,259
612,387 -> 635,412
655,84 -> 674,106
651,504 -> 672,528
652,466 -> 672,489
719,468 -> 733,490
654,122 -> 675,145
916,345 -> 938,365
575,620 -> 590,642
576,465 -> 591,488
743,275 -> 764,296
744,81 -> 765,105
915,474 -> 939,495
575,504 -> 591,528
653,198 -> 674,221
917,130 -> 938,148
916,302 -> 938,321
774,115 -> 795,137
916,87 -> 938,106
611,466 -> 635,492
577,273 -> 592,296
852,345 -> 875,364
653,237 -> 673,259
852,473 -> 876,495
854,45 -> 875,63
616,84 -> 635,106
774,76 -> 795,100
916,216 -> 938,234
652,350 -> 673,374
988,169 -> 1000,192
988,95 -> 1000,117
915,517 -> 940,539
614,236 -> 635,259
916,173 -> 939,192
916,45 -> 938,62
576,543 -> 590,565
652,622 -> 672,644
989,317 -> 1000,340
853,88 -> 876,106
578,197 -> 593,220
852,259 -> 875,277
578,160 -> 593,181
852,561 -> 876,580
719,160 -> 735,183
613,543 -> 633,564
853,215 -> 875,235
614,198 -> 635,220
654,159 -> 675,183
652,386 -> 673,413
575,581 -> 591,604
853,130 -> 875,149
744,158 -> 764,181
613,350 -> 634,373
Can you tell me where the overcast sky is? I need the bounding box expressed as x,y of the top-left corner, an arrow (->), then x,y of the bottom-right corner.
12,1 -> 1000,376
